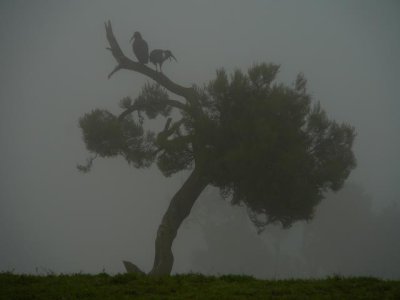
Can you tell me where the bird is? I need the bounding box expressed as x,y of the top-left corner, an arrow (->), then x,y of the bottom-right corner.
130,31 -> 149,64
149,49 -> 177,72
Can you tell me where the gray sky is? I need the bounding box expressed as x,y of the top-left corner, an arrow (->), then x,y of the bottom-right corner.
1,0 -> 399,276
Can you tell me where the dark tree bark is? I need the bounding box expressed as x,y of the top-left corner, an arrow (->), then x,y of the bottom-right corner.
150,167 -> 209,275
104,21 -> 207,275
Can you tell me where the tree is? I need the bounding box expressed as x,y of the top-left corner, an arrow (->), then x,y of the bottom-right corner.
302,184 -> 400,278
78,21 -> 356,275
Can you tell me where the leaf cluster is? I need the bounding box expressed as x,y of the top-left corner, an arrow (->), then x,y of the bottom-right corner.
79,63 -> 356,230
201,63 -> 356,229
79,109 -> 156,168
79,83 -> 193,174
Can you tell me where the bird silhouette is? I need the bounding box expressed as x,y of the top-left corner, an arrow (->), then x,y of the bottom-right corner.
130,31 -> 149,64
149,49 -> 177,72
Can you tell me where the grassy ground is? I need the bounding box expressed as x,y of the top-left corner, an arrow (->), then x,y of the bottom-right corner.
1,272 -> 399,299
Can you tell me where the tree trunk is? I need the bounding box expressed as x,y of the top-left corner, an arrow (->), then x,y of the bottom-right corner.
149,167 -> 208,275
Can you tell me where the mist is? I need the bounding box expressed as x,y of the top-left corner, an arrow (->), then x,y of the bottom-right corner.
1,1 -> 399,278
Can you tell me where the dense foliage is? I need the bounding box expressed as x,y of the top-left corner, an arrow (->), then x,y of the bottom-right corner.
201,64 -> 356,229
79,63 -> 356,231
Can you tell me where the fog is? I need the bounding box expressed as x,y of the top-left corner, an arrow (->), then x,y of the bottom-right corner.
1,1 -> 399,278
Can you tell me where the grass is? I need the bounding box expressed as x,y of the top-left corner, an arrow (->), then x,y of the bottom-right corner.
1,272 -> 399,299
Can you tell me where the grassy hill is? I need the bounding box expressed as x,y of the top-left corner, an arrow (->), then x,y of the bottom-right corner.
1,272 -> 399,299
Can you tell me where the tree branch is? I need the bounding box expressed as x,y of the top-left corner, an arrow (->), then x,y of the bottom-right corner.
156,118 -> 189,148
105,21 -> 195,100
107,65 -> 122,79
159,119 -> 185,140
165,99 -> 187,111
117,99 -> 187,121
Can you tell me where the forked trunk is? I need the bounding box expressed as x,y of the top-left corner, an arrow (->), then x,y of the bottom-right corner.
149,167 -> 208,275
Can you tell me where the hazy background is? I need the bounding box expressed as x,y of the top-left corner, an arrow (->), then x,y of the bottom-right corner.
1,0 -> 399,278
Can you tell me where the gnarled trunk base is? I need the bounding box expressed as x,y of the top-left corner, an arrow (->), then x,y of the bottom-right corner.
149,168 -> 208,275
123,168 -> 207,275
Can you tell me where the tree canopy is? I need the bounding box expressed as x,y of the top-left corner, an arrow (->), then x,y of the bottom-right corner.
79,63 -> 356,231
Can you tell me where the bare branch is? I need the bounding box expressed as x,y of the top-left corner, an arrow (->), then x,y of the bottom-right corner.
157,119 -> 186,143
138,118 -> 190,155
108,65 -> 122,79
105,21 -> 125,61
165,99 -> 187,111
118,103 -> 140,121
164,117 -> 173,131
105,21 -> 195,100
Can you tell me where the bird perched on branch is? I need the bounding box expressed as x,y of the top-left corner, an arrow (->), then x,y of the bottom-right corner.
130,31 -> 149,64
149,49 -> 177,72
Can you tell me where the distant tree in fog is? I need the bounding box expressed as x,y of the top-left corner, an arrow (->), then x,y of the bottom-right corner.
78,21 -> 356,275
302,184 -> 400,278
189,194 -> 302,278
371,203 -> 400,278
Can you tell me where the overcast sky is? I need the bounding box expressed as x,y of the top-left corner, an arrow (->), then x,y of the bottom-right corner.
1,0 -> 399,276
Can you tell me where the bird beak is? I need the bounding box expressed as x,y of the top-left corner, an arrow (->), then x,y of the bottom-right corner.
129,35 -> 134,42
171,54 -> 177,62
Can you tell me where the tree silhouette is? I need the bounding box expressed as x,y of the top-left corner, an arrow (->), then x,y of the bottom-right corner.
302,184 -> 400,278
78,21 -> 356,275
